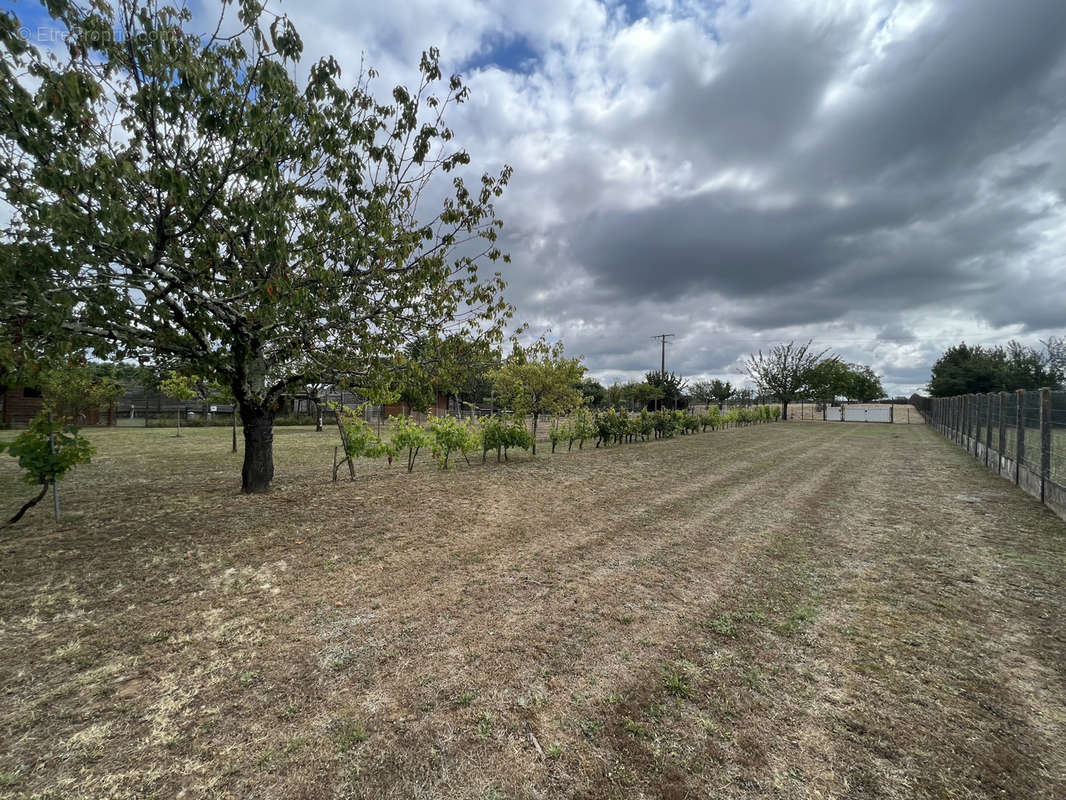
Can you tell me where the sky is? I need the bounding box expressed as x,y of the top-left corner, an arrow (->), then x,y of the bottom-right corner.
8,0 -> 1066,395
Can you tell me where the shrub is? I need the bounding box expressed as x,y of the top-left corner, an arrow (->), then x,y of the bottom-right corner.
479,416 -> 506,462
549,418 -> 568,454
636,409 -> 655,441
700,407 -> 722,431
569,408 -> 594,450
428,415 -> 480,469
390,415 -> 432,472
1,413 -> 94,526
502,419 -> 534,459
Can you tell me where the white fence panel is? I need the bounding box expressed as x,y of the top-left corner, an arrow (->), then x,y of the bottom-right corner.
842,406 -> 892,423
826,406 -> 843,422
865,407 -> 892,423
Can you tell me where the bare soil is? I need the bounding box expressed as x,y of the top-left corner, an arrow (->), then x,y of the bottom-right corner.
0,421 -> 1063,799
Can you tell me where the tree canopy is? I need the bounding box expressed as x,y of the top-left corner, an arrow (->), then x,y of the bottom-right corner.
928,341 -> 1063,397
689,379 -> 735,407
744,340 -> 832,420
806,360 -> 885,403
490,339 -> 585,454
645,370 -> 687,409
0,1 -> 514,492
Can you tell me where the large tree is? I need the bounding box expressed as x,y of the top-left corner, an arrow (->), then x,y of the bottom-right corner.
744,340 -> 832,420
0,1 -> 513,492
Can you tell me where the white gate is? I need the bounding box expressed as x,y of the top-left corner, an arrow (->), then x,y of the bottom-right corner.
842,406 -> 892,423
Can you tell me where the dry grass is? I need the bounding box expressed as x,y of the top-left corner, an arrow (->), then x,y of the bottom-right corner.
0,421 -> 1064,799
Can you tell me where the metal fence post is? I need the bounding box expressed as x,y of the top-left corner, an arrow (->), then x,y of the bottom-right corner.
1015,389 -> 1025,485
1041,387 -> 1051,504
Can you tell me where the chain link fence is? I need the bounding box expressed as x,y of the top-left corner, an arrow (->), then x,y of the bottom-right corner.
912,389 -> 1066,520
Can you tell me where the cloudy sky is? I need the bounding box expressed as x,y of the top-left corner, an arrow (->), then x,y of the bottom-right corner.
13,0 -> 1066,395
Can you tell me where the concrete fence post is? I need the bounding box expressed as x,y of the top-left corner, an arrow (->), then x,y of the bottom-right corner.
1041,387 -> 1052,504
962,394 -> 970,447
984,393 -> 993,467
962,394 -> 970,452
998,391 -> 1008,476
1016,389 -> 1025,485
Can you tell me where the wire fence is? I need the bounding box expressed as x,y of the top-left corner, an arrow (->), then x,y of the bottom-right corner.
912,389 -> 1066,520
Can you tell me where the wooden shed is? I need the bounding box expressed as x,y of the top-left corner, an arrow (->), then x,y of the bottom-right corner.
382,392 -> 449,418
0,383 -> 116,426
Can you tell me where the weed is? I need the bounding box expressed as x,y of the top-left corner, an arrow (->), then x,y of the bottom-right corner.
455,690 -> 475,708
476,712 -> 493,739
237,670 -> 259,687
646,703 -> 667,719
708,613 -> 737,637
622,716 -> 651,738
546,743 -> 563,760
580,718 -> 603,739
743,666 -> 763,690
663,666 -> 695,699
332,719 -> 368,751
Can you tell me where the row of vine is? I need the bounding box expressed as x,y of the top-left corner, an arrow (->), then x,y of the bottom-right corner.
331,404 -> 781,476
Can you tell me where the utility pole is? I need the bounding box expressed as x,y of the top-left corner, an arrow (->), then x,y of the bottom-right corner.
651,333 -> 674,410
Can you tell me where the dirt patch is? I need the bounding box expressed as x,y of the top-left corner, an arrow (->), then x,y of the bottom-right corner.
0,422 -> 1063,798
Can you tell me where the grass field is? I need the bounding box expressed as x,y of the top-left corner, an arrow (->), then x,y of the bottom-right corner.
1,421 -> 1064,799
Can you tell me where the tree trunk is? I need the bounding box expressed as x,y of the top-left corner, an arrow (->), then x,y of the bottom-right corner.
531,414 -> 538,455
782,400 -> 789,421
3,481 -> 49,527
240,404 -> 275,493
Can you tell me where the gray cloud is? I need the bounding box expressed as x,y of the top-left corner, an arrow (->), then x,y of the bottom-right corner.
216,0 -> 1066,395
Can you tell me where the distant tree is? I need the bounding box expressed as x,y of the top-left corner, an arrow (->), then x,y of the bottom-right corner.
707,379 -> 736,408
38,358 -> 122,429
807,361 -> 885,403
928,341 -> 1062,397
1042,336 -> 1065,380
604,380 -> 663,411
159,372 -> 197,437
645,371 -> 687,409
577,378 -> 607,408
844,364 -> 885,402
0,3 -> 513,493
490,340 -> 585,454
745,340 -> 832,420
628,381 -> 665,411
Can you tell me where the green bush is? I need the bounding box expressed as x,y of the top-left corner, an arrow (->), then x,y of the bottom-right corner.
1,413 -> 94,526
390,415 -> 432,472
428,415 -> 480,469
